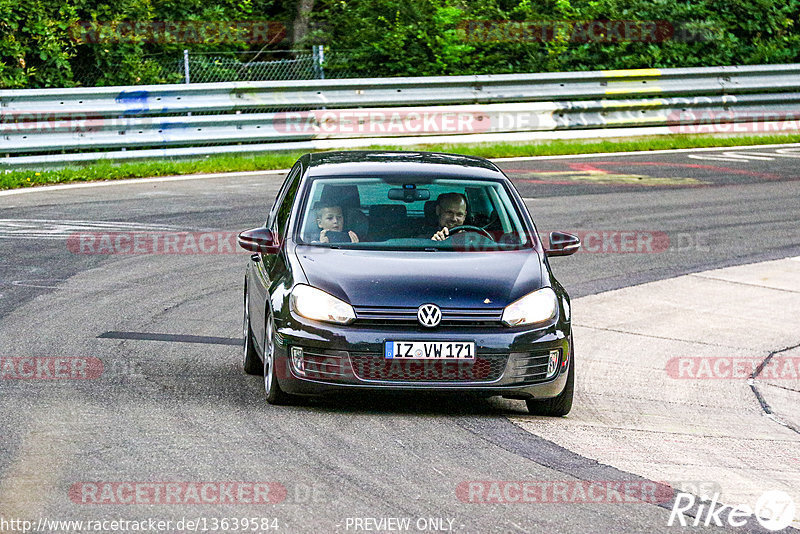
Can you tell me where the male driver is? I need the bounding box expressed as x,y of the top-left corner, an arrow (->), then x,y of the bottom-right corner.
427,192 -> 467,241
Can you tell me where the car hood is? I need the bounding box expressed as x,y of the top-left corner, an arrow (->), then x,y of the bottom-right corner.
294,246 -> 544,309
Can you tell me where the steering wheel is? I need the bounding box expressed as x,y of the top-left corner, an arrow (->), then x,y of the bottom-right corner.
447,225 -> 495,241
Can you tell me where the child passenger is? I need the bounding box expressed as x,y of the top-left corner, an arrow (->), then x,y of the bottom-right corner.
315,204 -> 359,243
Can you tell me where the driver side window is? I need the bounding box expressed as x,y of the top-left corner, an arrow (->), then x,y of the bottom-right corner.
276,172 -> 302,239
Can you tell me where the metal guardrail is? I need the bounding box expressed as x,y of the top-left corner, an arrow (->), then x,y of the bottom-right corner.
2,64 -> 800,167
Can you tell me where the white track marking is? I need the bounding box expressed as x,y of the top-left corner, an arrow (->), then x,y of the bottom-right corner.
0,219 -> 190,240
687,147 -> 800,162
688,151 -> 779,162
0,169 -> 287,197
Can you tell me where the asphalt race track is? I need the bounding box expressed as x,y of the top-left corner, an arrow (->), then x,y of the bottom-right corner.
1,144 -> 799,533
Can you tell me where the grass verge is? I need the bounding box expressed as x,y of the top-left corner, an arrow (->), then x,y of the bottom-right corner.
3,132 -> 800,191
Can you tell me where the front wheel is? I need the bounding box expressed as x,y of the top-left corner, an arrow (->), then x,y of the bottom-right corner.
526,347 -> 574,417
263,312 -> 290,405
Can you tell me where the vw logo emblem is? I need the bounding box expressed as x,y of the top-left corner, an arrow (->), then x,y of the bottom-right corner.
417,304 -> 442,327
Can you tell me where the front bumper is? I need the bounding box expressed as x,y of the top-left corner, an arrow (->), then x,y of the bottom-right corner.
271,314 -> 571,400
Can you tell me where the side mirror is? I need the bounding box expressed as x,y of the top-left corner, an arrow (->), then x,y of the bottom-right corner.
238,227 -> 281,254
545,231 -> 581,257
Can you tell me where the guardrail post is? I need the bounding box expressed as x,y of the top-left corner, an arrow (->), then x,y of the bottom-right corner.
314,45 -> 325,80
183,49 -> 191,84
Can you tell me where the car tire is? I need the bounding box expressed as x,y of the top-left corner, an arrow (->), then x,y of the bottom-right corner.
243,290 -> 263,376
263,310 -> 290,405
526,345 -> 574,417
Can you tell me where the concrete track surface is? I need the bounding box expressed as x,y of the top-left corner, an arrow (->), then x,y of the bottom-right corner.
1,145 -> 799,533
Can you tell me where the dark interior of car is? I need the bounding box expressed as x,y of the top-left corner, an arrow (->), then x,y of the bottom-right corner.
302,183 -> 504,243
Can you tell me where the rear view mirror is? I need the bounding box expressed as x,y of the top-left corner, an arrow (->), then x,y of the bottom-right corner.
388,188 -> 430,203
238,227 -> 281,254
545,231 -> 581,257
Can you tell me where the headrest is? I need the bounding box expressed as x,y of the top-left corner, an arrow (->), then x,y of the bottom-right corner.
367,204 -> 407,240
424,200 -> 437,224
319,184 -> 360,210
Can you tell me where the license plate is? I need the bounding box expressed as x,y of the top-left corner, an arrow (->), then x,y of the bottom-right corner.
385,341 -> 475,360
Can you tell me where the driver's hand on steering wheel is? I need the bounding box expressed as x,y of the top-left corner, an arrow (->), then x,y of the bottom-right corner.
431,227 -> 450,241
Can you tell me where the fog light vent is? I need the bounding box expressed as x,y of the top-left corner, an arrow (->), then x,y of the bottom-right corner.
547,350 -> 560,378
291,346 -> 305,376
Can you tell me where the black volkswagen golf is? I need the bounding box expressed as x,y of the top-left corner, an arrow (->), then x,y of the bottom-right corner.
239,151 -> 580,415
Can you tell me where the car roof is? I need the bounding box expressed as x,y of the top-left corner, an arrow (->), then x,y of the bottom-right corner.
306,151 -> 506,180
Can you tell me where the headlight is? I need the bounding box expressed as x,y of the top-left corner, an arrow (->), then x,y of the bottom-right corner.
501,287 -> 558,327
290,284 -> 355,324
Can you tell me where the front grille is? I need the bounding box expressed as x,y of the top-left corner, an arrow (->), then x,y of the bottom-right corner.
507,351 -> 558,383
353,306 -> 504,327
348,352 -> 508,382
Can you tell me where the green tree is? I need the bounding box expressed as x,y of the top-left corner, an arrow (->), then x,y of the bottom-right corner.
0,0 -> 78,88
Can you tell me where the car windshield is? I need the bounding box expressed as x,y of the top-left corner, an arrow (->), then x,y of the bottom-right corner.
296,176 -> 534,251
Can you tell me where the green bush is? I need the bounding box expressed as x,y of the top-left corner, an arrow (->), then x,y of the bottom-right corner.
0,0 -> 78,88
313,0 -> 800,76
